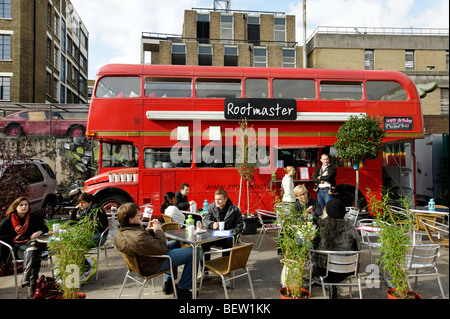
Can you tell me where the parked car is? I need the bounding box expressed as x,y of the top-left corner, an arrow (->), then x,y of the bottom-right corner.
0,160 -> 58,215
0,110 -> 87,137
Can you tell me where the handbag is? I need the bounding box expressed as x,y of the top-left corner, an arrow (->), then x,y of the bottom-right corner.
34,275 -> 63,299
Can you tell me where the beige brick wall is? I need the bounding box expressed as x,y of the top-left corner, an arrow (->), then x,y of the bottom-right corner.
213,43 -> 224,66
234,12 -> 246,44
286,15 -> 296,44
183,10 -> 197,39
238,44 -> 251,67
209,11 -> 220,43
159,41 -> 173,65
421,89 -> 442,115
268,46 -> 282,68
416,50 -> 447,71
260,14 -> 274,45
374,49 -> 407,70
309,48 -> 365,69
186,42 -> 198,66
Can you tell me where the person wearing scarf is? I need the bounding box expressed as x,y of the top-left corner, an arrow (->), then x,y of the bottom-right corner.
0,196 -> 48,298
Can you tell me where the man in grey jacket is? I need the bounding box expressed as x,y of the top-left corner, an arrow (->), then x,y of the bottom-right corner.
202,189 -> 243,261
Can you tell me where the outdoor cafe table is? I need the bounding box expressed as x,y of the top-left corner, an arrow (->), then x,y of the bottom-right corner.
410,206 -> 449,226
164,228 -> 229,299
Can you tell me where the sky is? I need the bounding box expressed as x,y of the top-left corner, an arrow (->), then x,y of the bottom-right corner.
70,0 -> 449,79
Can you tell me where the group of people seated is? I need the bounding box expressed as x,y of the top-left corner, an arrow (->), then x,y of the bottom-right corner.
1,179 -> 359,300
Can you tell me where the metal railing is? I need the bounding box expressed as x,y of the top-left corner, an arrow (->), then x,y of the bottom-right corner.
307,26 -> 449,43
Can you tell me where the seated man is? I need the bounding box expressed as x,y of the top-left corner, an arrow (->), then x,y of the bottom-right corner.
202,189 -> 243,261
114,203 -> 195,299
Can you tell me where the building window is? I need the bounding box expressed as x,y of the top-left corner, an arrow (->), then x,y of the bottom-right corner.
54,13 -> 60,39
0,34 -> 11,60
60,84 -> 66,103
405,50 -> 414,70
221,15 -> 233,45
274,18 -> 286,45
282,48 -> 295,68
172,44 -> 186,65
441,88 -> 449,115
53,77 -> 58,99
253,47 -> 267,67
47,3 -> 52,28
365,49 -> 374,70
224,46 -> 238,66
0,77 -> 10,100
247,16 -> 260,46
0,0 -> 12,19
54,46 -> 59,69
46,73 -> 51,96
197,14 -> 210,44
198,45 -> 212,66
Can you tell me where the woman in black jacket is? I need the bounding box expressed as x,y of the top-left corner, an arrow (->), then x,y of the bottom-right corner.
0,196 -> 48,298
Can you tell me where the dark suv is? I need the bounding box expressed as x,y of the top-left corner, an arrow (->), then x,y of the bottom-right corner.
0,160 -> 58,214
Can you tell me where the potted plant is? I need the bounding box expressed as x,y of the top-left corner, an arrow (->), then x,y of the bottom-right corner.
367,190 -> 422,299
277,204 -> 317,299
48,214 -> 97,299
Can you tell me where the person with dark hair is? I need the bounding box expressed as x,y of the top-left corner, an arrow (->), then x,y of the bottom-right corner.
312,198 -> 361,299
0,197 -> 48,298
161,192 -> 186,226
115,202 -> 195,299
175,183 -> 196,211
202,189 -> 243,262
312,153 -> 337,209
69,192 -> 109,283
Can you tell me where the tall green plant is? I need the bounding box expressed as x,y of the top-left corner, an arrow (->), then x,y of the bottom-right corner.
48,214 -> 97,299
277,204 -> 317,298
333,115 -> 385,207
367,190 -> 413,299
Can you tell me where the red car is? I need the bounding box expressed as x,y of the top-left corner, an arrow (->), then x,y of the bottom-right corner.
0,110 -> 87,137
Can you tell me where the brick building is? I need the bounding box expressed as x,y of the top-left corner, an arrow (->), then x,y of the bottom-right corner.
0,0 -> 88,104
141,3 -> 448,134
141,7 -> 301,68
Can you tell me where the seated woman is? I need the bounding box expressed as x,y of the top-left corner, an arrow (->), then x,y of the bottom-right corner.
293,184 -> 323,225
114,203 -> 195,299
69,192 -> 109,283
312,198 -> 361,299
161,192 -> 186,226
0,197 -> 48,299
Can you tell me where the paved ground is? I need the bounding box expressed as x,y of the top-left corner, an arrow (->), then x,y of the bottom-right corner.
1,223 -> 448,310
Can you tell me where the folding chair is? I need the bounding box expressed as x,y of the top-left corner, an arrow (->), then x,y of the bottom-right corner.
356,219 -> 381,265
0,240 -> 23,299
118,253 -> 177,299
422,221 -> 449,247
255,209 -> 281,249
310,250 -> 362,299
86,225 -> 109,280
345,207 -> 360,226
405,244 -> 445,299
199,243 -> 255,299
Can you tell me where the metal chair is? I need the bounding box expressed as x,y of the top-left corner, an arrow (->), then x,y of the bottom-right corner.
422,220 -> 449,247
0,240 -> 23,298
255,209 -> 281,249
356,219 -> 381,265
118,252 -> 177,299
198,243 -> 255,299
413,213 -> 445,243
86,225 -> 109,280
310,250 -> 363,299
405,244 -> 445,299
345,207 -> 360,226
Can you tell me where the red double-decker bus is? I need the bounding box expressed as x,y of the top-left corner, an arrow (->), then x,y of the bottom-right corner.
84,64 -> 423,217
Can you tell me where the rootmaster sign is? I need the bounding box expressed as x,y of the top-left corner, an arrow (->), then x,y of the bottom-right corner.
225,98 -> 297,120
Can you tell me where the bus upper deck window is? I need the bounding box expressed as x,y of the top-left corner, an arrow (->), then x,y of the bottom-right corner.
145,78 -> 192,98
320,81 -> 363,100
95,76 -> 141,98
366,81 -> 408,101
273,79 -> 316,99
196,79 -> 241,98
246,79 -> 268,98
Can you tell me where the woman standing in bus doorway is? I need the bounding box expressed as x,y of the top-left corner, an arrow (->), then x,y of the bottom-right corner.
281,166 -> 296,210
313,154 -> 337,210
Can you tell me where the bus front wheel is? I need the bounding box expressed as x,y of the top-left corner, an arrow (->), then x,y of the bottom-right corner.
96,193 -> 131,213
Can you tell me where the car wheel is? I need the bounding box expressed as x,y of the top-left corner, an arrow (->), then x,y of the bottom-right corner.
68,125 -> 86,138
6,124 -> 24,137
